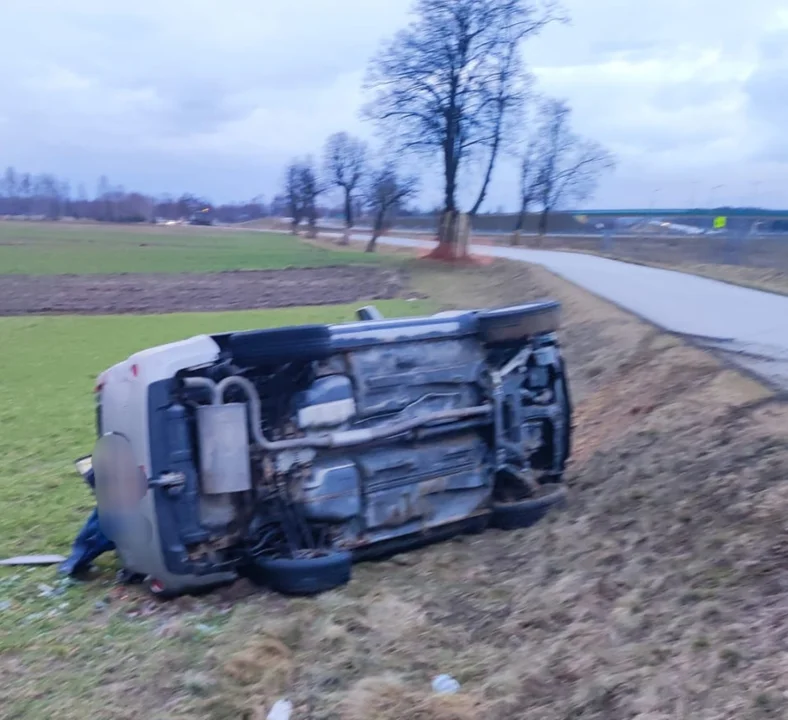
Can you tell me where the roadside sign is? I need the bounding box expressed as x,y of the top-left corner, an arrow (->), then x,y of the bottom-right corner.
713,216 -> 727,230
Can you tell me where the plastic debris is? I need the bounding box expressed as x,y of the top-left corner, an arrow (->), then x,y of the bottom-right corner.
0,555 -> 66,566
431,674 -> 460,695
37,583 -> 56,598
267,699 -> 293,720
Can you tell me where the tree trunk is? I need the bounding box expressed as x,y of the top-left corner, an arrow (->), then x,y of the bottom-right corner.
366,211 -> 385,252
437,210 -> 458,252
340,189 -> 352,245
439,141 -> 458,249
511,198 -> 530,246
344,189 -> 354,228
538,207 -> 550,236
469,123 -> 503,217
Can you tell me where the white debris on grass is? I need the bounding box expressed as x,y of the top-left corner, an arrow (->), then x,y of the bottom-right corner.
431,674 -> 461,695
267,699 -> 293,720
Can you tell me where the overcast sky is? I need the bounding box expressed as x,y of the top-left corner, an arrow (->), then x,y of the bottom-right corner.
0,0 -> 786,210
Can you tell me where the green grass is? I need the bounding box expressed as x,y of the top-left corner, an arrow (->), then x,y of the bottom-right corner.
0,301 -> 434,699
0,299 -> 434,562
0,221 -> 387,274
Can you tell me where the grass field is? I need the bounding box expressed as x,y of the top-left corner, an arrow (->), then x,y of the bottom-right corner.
3,227 -> 788,719
0,222 -> 386,274
0,299 -> 433,561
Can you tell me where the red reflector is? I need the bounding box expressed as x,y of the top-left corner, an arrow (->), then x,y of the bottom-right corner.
150,579 -> 165,594
131,364 -> 139,378
94,382 -> 104,393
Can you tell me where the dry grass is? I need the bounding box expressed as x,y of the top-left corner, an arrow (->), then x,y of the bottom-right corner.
4,259 -> 788,719
498,231 -> 788,297
553,251 -> 788,298
616,260 -> 788,297
339,675 -> 478,720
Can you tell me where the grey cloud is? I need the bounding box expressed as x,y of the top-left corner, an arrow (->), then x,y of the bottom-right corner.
0,0 -> 786,207
745,30 -> 788,158
651,80 -> 732,112
587,40 -> 662,64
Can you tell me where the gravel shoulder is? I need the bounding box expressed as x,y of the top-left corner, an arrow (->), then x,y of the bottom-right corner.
0,266 -> 411,315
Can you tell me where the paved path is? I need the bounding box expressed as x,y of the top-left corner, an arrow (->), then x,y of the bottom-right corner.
368,234 -> 788,391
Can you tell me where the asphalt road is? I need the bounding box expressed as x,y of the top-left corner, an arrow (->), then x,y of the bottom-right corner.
368,234 -> 788,392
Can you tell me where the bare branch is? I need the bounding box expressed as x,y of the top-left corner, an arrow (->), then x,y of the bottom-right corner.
323,132 -> 368,232
283,157 -> 323,237
364,162 -> 419,252
364,0 -> 557,247
530,98 -> 616,233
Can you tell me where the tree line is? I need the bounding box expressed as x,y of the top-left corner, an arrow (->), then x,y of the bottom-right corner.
2,0 -> 615,251
0,168 -> 268,224
282,0 -> 616,255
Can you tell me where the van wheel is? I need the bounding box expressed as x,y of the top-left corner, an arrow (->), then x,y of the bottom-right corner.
228,325 -> 333,366
477,302 -> 561,344
246,550 -> 352,596
490,484 -> 567,530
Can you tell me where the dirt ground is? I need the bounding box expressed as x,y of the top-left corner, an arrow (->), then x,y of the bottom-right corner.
0,266 -> 410,315
4,260 -> 788,720
209,263 -> 788,719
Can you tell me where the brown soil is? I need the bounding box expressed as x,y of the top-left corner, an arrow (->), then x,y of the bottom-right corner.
0,266 -> 409,315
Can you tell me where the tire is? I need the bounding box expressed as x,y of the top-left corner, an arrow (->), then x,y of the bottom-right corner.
556,358 -> 573,468
247,551 -> 352,596
477,302 -> 561,344
490,485 -> 567,530
228,325 -> 333,366
116,568 -> 146,585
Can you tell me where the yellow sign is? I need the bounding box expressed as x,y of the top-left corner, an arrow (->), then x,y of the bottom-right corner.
713,216 -> 727,229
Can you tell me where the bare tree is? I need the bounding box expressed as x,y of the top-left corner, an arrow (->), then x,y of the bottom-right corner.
324,132 -> 368,244
2,167 -> 17,215
364,162 -> 419,253
511,136 -> 542,244
468,23 -> 535,218
365,0 -> 558,254
297,159 -> 322,238
532,100 -> 616,235
19,173 -> 32,217
284,163 -> 304,234
283,159 -> 323,236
